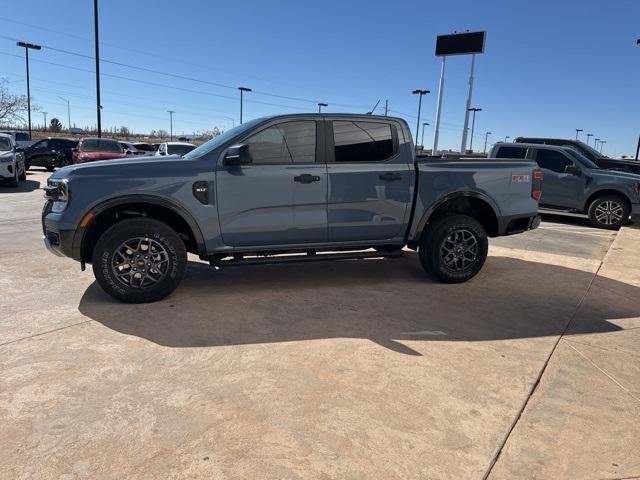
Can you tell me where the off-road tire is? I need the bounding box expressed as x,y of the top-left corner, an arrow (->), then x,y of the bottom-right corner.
92,218 -> 187,303
18,163 -> 26,181
419,214 -> 488,283
587,195 -> 629,230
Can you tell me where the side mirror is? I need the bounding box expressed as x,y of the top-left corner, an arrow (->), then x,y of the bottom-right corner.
223,144 -> 250,166
565,164 -> 581,176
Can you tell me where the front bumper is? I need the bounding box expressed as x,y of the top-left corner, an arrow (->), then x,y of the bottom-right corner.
42,200 -> 77,259
0,161 -> 15,179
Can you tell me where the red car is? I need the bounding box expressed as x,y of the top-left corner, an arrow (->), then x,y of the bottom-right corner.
72,138 -> 128,164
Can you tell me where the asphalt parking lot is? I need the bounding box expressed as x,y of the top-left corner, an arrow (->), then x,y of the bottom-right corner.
2,169 -> 639,479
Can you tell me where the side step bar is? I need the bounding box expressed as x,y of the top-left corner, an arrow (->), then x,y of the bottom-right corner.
209,249 -> 404,268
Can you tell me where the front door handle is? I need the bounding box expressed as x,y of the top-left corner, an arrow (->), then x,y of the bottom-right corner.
379,172 -> 402,182
294,174 -> 320,184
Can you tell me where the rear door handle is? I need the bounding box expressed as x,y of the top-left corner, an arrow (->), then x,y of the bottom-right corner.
294,174 -> 321,184
379,172 -> 402,182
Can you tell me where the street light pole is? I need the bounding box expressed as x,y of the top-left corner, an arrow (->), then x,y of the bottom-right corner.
318,102 -> 328,113
599,140 -> 606,154
575,128 -> 583,140
586,133 -> 593,146
238,87 -> 252,124
223,116 -> 235,128
483,131 -> 492,154
635,135 -> 639,161
504,135 -> 510,143
421,122 -> 430,149
167,110 -> 174,141
468,107 -> 482,151
42,112 -> 47,131
93,0 -> 102,137
16,41 -> 41,139
412,89 -> 430,149
594,139 -> 600,151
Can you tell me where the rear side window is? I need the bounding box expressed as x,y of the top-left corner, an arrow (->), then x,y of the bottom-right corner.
167,144 -> 196,156
15,132 -> 29,141
245,121 -> 316,164
535,149 -> 573,173
82,139 -> 122,153
495,146 -> 527,159
333,121 -> 395,162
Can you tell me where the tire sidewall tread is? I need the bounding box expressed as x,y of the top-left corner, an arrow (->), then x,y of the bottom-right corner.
587,195 -> 629,230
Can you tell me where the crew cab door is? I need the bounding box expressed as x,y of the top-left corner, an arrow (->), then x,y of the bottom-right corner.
326,119 -> 412,242
216,120 -> 328,247
533,148 -> 583,209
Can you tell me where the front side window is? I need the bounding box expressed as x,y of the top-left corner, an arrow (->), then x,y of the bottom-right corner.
244,121 -> 316,164
495,146 -> 527,159
34,140 -> 49,149
333,121 -> 395,162
535,149 -> 573,173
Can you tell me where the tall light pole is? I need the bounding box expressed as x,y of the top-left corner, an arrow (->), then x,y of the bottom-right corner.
238,87 -> 251,124
223,116 -> 235,128
93,0 -> 102,137
483,131 -> 492,154
16,41 -> 41,139
575,128 -> 583,140
468,107 -> 482,152
42,112 -> 48,131
586,133 -> 593,146
599,140 -> 606,154
318,102 -> 328,113
421,122 -> 430,149
504,135 -> 510,143
594,138 -> 600,151
167,110 -> 174,141
58,96 -> 72,131
412,89 -> 430,149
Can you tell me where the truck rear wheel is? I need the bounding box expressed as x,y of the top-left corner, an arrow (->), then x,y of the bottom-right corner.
419,215 -> 488,283
91,218 -> 187,303
587,195 -> 629,230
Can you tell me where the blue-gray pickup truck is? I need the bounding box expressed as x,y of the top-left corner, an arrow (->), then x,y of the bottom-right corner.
43,114 -> 542,303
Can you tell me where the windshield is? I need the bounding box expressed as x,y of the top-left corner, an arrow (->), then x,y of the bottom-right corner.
183,118 -> 266,160
574,140 -> 608,159
82,139 -> 123,153
0,137 -> 11,151
167,144 -> 196,155
565,148 -> 599,169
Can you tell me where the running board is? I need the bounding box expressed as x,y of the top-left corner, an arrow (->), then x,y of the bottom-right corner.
209,249 -> 404,268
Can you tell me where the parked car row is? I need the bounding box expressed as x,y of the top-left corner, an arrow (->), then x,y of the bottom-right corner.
19,137 -> 197,171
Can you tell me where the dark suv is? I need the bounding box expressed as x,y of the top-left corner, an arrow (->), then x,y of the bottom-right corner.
25,138 -> 78,171
491,143 -> 640,229
515,137 -> 640,175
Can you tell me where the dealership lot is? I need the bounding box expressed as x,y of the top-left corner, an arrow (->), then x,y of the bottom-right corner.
2,169 -> 639,479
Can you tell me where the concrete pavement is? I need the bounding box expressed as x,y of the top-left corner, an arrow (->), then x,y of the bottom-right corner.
1,169 -> 638,479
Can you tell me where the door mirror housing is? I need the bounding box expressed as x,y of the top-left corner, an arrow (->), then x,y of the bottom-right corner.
224,144 -> 250,166
565,164 -> 581,176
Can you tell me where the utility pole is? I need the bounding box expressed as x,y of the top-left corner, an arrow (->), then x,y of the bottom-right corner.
635,135 -> 639,161
483,131 -> 492,154
16,41 -> 41,139
167,110 -> 174,141
238,87 -> 252,124
468,107 -> 482,151
575,128 -> 583,140
384,99 -> 388,116
586,133 -> 593,146
42,112 -> 48,131
421,122 -> 430,150
412,89 -> 430,149
318,102 -> 328,113
93,0 -> 102,137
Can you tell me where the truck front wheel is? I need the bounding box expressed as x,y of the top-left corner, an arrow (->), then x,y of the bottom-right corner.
91,218 -> 187,303
419,215 -> 488,283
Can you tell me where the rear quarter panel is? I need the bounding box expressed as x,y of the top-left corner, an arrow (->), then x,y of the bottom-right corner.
408,159 -> 539,240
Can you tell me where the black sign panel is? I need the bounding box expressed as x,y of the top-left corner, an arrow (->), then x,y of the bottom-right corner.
436,31 -> 486,56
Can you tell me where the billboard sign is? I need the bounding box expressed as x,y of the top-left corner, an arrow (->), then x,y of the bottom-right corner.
435,31 -> 486,56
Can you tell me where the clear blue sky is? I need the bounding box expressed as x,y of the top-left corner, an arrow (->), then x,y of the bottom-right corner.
0,0 -> 638,155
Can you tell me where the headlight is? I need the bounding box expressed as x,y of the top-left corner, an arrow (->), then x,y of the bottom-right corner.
44,179 -> 70,213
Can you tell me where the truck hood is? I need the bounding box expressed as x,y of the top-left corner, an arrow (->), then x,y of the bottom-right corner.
587,168 -> 640,182
0,150 -> 15,159
50,154 -> 185,180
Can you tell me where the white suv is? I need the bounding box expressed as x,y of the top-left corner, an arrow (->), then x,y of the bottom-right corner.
0,133 -> 27,187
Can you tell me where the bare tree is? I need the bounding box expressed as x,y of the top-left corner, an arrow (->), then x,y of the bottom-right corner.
0,78 -> 30,126
156,129 -> 168,139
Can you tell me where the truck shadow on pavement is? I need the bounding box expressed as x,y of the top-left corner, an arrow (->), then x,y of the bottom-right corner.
0,178 -> 41,193
78,253 -> 640,355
